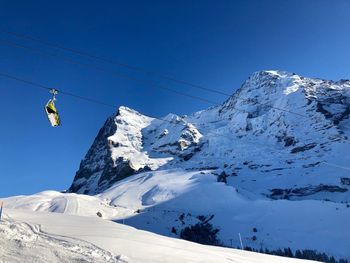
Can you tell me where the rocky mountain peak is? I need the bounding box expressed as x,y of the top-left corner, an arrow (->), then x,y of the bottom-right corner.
69,71 -> 350,200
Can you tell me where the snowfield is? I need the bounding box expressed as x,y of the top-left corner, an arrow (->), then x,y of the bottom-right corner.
3,169 -> 350,261
0,208 -> 316,263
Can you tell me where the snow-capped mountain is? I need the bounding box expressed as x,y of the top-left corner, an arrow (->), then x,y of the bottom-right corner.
69,70 -> 350,202
4,70 -> 350,262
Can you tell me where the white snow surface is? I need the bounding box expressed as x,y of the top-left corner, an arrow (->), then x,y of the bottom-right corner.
0,208 -> 315,263
3,169 -> 350,260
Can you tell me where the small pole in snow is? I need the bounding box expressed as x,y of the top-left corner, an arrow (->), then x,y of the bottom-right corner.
238,233 -> 244,250
122,218 -> 125,225
0,201 -> 3,221
229,238 -> 233,247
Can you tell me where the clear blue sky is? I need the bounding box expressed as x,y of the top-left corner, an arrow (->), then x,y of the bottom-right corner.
1,0 -> 349,197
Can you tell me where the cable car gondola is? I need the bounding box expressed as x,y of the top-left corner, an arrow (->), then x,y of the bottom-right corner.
45,89 -> 60,127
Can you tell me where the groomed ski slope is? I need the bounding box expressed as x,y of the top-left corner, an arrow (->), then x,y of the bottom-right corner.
0,208 -> 316,263
4,169 -> 350,260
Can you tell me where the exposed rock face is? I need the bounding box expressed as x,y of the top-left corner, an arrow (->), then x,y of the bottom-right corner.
69,107 -> 202,194
69,115 -> 117,194
269,185 -> 348,200
69,71 -> 350,201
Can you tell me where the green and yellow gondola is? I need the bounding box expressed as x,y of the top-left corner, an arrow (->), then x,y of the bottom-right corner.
45,89 -> 61,127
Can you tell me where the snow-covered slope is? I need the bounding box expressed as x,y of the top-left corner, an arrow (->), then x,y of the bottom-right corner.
4,169 -> 350,261
0,208 -> 315,263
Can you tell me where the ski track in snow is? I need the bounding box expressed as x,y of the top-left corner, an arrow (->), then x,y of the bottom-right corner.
63,195 -> 80,214
0,214 -> 125,263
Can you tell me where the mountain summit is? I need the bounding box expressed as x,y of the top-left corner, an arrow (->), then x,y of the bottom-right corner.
69,70 -> 350,203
